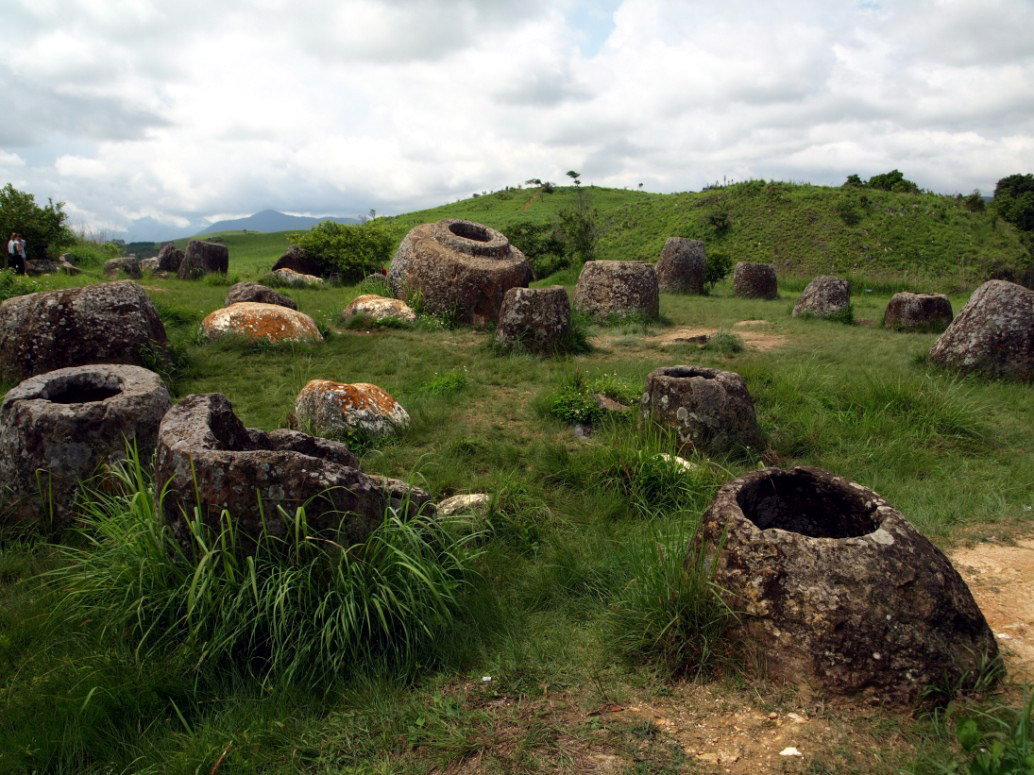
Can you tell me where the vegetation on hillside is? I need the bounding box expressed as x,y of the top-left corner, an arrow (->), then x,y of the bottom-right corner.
0,183 -> 73,260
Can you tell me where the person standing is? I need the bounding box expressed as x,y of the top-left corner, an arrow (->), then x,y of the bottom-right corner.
5,233 -> 15,271
9,233 -> 26,275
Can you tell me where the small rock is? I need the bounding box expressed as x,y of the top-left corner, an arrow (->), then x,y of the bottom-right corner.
657,453 -> 698,472
225,282 -> 297,310
200,302 -> 322,343
437,493 -> 492,517
779,747 -> 803,757
343,294 -> 416,323
273,267 -> 323,287
294,379 -> 409,438
594,393 -> 630,413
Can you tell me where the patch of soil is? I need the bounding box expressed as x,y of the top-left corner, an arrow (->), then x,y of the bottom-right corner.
643,326 -> 789,352
951,538 -> 1034,684
733,319 -> 772,328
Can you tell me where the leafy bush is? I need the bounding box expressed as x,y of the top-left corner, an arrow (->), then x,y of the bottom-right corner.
707,211 -> 731,236
705,251 -> 733,290
505,220 -> 567,279
556,190 -> 602,263
931,693 -> 1034,773
291,220 -> 395,282
867,169 -> 920,193
835,197 -> 864,225
49,453 -> 483,687
0,269 -> 40,303
0,183 -> 73,259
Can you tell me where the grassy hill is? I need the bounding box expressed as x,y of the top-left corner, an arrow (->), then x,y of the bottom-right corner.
185,181 -> 1029,290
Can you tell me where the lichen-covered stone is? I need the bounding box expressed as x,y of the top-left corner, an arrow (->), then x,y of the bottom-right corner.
696,467 -> 999,705
272,245 -> 322,277
884,292 -> 953,332
656,238 -> 706,294
343,294 -> 416,323
200,302 -> 322,343
225,282 -> 297,310
273,267 -> 323,286
0,364 -> 170,529
573,260 -> 659,321
0,281 -> 169,380
104,257 -> 142,278
640,365 -> 760,455
139,257 -> 160,273
387,219 -> 530,325
154,393 -> 409,552
732,262 -> 778,299
929,280 -> 1033,380
792,276 -> 850,319
294,379 -> 410,438
178,239 -> 228,279
437,493 -> 491,517
157,243 -> 184,272
494,286 -> 571,352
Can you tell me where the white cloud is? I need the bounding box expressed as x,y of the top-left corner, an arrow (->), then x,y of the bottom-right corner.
2,0 -> 1033,237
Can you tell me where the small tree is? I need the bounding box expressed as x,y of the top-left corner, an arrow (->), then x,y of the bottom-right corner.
0,183 -> 72,260
556,189 -> 600,262
866,169 -> 919,194
566,170 -> 581,186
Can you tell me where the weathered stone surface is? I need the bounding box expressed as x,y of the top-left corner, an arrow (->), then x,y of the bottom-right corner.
57,255 -> 81,275
177,239 -> 228,279
929,280 -> 1034,380
732,262 -> 778,299
25,259 -> 59,275
200,302 -> 322,343
294,379 -> 410,438
640,365 -> 761,455
696,467 -> 999,705
494,286 -> 571,352
366,474 -> 435,515
573,260 -> 659,321
437,493 -> 491,517
104,256 -> 142,278
273,267 -> 323,286
792,276 -> 850,319
225,282 -> 297,310
154,393 -> 394,550
156,243 -> 184,272
343,294 -> 416,323
272,245 -> 323,277
884,292 -> 953,332
656,237 -> 706,294
387,219 -> 531,325
139,257 -> 160,273
0,281 -> 169,381
0,364 -> 171,529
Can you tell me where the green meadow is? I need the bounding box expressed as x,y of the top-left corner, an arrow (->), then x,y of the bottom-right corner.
1,183 -> 1032,773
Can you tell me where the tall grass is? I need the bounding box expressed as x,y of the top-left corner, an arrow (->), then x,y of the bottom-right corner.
48,451 -> 484,688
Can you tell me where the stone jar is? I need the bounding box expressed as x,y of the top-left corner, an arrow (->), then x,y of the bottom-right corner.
0,364 -> 171,530
883,292 -> 953,332
696,466 -> 999,705
573,260 -> 659,321
178,239 -> 229,279
732,262 -> 778,299
640,365 -> 761,455
494,286 -> 572,352
656,237 -> 706,294
387,219 -> 530,325
225,282 -> 297,310
792,276 -> 850,319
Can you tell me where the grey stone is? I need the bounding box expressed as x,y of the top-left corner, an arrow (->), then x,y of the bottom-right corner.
573,260 -> 659,321
929,280 -> 1033,380
387,219 -> 530,326
225,282 -> 297,310
494,286 -> 571,352
272,245 -> 323,277
0,281 -> 169,381
792,276 -> 850,319
0,364 -> 170,530
178,239 -> 228,279
884,292 -> 953,332
104,256 -> 142,278
156,243 -> 184,272
640,365 -> 761,455
696,466 -> 999,705
732,262 -> 778,299
656,237 -> 706,294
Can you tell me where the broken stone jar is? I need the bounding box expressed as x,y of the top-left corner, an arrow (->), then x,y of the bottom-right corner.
696,466 -> 999,705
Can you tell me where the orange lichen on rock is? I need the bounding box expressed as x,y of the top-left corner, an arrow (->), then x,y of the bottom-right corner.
200,302 -> 323,343
295,379 -> 410,437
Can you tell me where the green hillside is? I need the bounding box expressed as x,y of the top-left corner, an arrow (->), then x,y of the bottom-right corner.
184,181 -> 1029,288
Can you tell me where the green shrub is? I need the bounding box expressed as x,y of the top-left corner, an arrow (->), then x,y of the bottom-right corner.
928,693 -> 1034,773
0,183 -> 73,259
505,220 -> 567,279
542,370 -> 638,426
701,330 -> 744,355
0,269 -> 40,303
291,220 -> 395,282
704,251 -> 733,290
48,453 -> 483,687
61,239 -> 120,268
416,371 -> 469,397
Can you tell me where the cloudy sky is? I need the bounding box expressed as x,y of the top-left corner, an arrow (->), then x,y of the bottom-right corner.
2,0 -> 1033,240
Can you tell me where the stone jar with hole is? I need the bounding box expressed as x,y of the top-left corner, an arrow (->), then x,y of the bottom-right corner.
494,286 -> 571,352
573,260 -> 659,321
387,219 -> 530,325
0,364 -> 171,530
0,280 -> 169,381
695,466 -> 998,705
640,366 -> 761,455
656,237 -> 706,294
732,262 -> 778,299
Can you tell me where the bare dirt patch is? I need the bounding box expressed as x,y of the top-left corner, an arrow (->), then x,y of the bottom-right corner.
645,326 -> 789,352
951,538 -> 1034,684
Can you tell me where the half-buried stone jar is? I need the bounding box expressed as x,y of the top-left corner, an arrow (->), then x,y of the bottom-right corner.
0,364 -> 171,530
640,366 -> 761,456
387,219 -> 530,326
696,466 -> 998,705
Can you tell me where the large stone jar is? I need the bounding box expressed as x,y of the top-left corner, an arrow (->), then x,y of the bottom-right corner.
0,364 -> 171,529
494,286 -> 571,352
178,239 -> 229,279
732,262 -> 778,299
656,237 -> 706,294
792,276 -> 850,319
573,260 -> 659,321
640,365 -> 761,455
0,280 -> 169,381
696,466 -> 998,705
387,219 -> 530,325
883,292 -> 953,332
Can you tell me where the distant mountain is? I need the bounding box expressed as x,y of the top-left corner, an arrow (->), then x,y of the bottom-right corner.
197,210 -> 360,235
